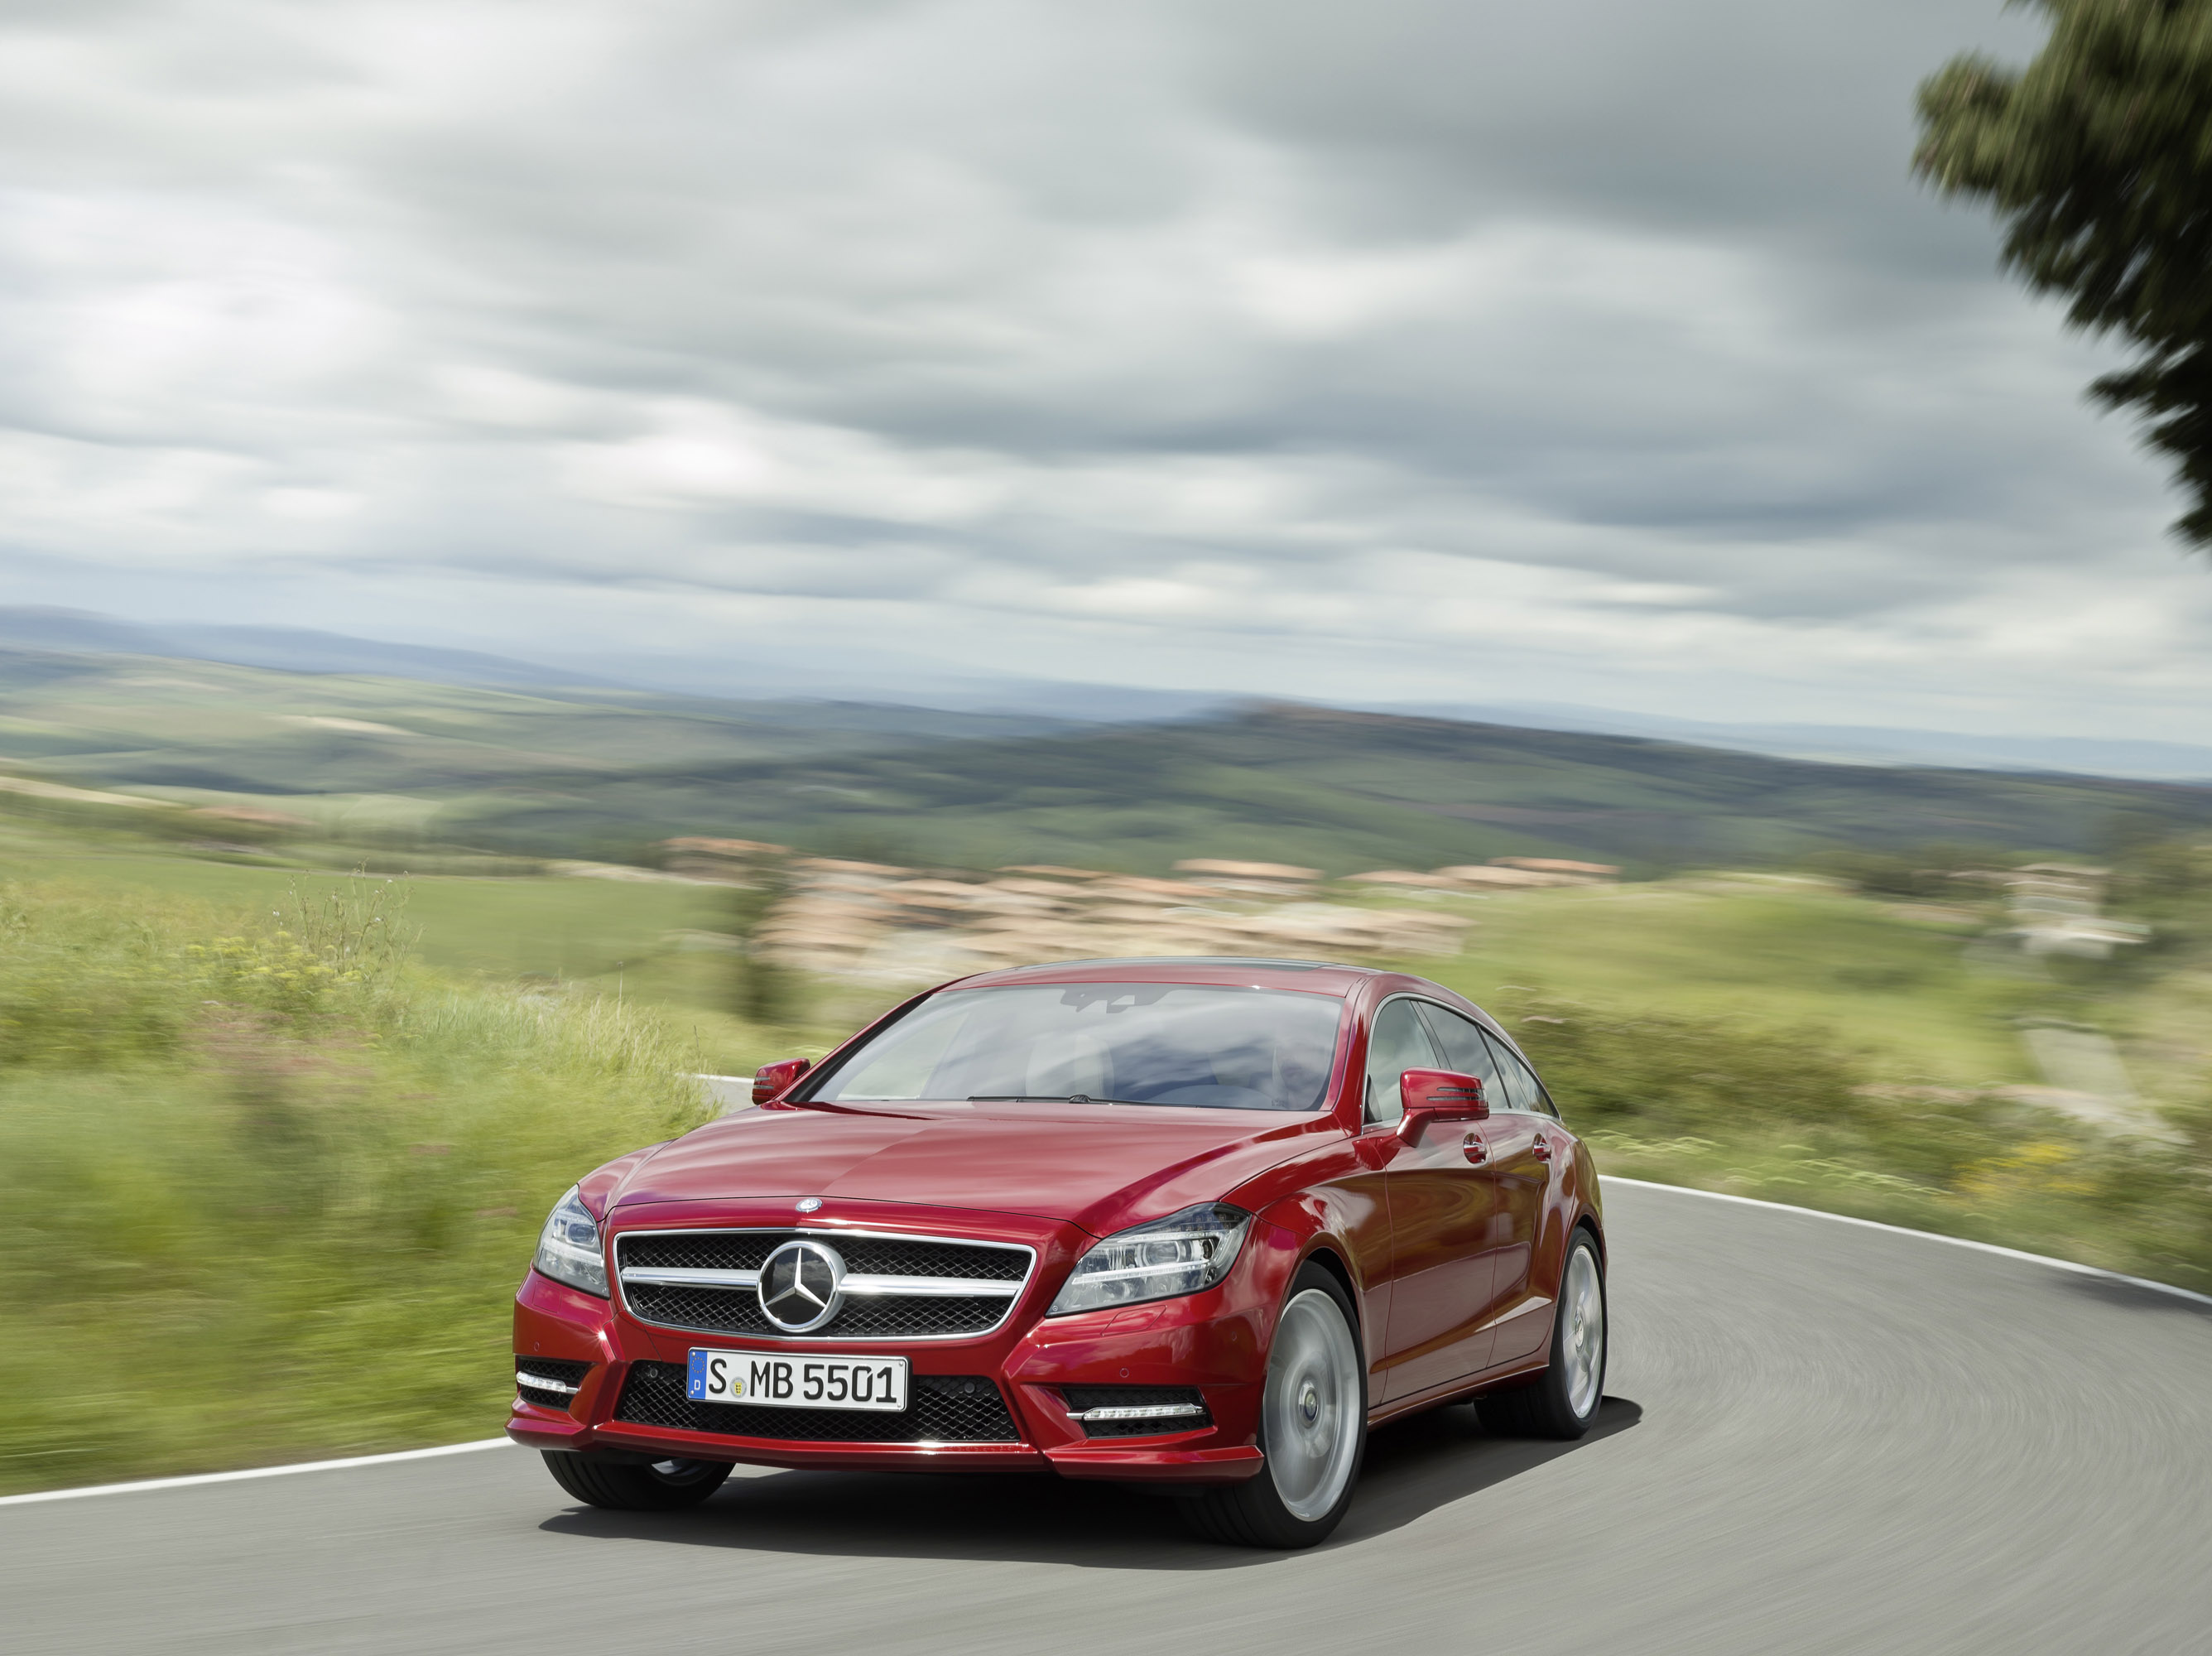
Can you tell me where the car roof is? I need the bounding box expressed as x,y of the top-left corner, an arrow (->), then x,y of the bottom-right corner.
950,956 -> 1386,995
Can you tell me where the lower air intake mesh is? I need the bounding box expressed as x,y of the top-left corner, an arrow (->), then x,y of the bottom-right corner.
613,1362 -> 1021,1443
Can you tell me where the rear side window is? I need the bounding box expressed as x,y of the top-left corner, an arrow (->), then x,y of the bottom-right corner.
1363,999 -> 1440,1126
1414,1002 -> 1504,1102
1480,1031 -> 1556,1117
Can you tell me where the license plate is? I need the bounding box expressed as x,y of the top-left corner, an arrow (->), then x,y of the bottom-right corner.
685,1349 -> 909,1411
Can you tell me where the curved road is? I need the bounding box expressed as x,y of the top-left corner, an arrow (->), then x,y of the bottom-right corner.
7,1180 -> 2210,1654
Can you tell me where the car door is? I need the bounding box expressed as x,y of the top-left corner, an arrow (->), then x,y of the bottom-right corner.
1476,1028 -> 1556,1365
1368,997 -> 1499,1400
1413,1002 -> 1533,1371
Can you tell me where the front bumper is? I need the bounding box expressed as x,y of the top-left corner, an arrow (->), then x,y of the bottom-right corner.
507,1198 -> 1299,1485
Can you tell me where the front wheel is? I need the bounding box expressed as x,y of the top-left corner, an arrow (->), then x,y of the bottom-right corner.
1475,1227 -> 1606,1440
1186,1264 -> 1367,1548
541,1451 -> 733,1510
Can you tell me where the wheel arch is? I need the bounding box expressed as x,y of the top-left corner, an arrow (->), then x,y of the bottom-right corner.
1570,1211 -> 1606,1273
1294,1242 -> 1361,1334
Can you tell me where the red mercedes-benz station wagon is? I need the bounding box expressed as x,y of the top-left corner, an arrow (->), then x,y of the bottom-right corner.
509,957 -> 1606,1547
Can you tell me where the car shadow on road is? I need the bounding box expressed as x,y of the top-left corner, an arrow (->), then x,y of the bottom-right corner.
2055,1272 -> 2212,1321
536,1395 -> 1641,1570
1337,1394 -> 1642,1545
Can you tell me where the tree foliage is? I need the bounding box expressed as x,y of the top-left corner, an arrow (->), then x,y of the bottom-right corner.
1916,2 -> 2212,543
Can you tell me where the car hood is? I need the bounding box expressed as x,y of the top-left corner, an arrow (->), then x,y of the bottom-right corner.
613,1100 -> 1333,1236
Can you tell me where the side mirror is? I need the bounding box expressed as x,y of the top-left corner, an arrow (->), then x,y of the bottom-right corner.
1397,1068 -> 1488,1138
753,1057 -> 812,1105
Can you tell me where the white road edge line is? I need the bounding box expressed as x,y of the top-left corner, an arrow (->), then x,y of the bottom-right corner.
9,1177 -> 2206,1509
1601,1174 -> 2212,1309
0,1437 -> 512,1509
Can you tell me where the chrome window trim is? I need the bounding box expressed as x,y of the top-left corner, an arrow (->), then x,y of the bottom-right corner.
1411,997 -> 1546,1116
1363,993 -> 1445,1126
611,1226 -> 1038,1342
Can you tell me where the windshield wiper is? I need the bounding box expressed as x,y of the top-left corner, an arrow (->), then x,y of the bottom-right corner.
967,1094 -> 1161,1107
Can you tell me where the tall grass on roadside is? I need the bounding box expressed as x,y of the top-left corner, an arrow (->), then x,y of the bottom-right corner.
1499,991 -> 2212,1293
0,879 -> 710,1495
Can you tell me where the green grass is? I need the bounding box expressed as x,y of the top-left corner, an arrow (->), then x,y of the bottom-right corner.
0,840 -> 892,1079
1421,880 -> 2041,1085
1397,865 -> 2212,1295
1490,991 -> 2212,1294
0,879 -> 730,1495
3,824 -> 2208,1493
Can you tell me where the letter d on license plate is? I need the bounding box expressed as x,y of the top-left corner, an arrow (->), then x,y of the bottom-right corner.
686,1349 -> 908,1411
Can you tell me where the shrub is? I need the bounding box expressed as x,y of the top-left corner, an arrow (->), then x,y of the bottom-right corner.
1493,991 -> 2212,1292
0,879 -> 709,1494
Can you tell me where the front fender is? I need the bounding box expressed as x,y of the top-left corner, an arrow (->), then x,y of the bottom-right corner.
1252,1188 -> 1389,1377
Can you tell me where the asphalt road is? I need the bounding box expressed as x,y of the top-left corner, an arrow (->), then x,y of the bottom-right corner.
8,1179 -> 2210,1654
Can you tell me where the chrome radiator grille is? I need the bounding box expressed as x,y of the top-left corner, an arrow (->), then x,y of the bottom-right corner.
614,1228 -> 1034,1341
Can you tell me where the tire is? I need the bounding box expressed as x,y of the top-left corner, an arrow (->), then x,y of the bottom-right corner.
1186,1264 -> 1367,1548
541,1451 -> 733,1510
1475,1227 -> 1606,1441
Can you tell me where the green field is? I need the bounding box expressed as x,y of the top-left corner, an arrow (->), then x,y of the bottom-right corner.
0,825 -> 2064,1092
0,877 -> 733,1495
0,825 -> 838,1080
1,763 -> 2207,1494
1427,879 -> 2041,1083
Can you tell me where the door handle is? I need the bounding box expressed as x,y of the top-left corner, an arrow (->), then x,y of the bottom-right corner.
1463,1134 -> 1487,1165
1532,1138 -> 1552,1163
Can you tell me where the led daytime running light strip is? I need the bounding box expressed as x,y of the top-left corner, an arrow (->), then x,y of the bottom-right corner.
1068,1259 -> 1220,1285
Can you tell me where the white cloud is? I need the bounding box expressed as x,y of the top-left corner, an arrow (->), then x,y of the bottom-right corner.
0,0 -> 2201,741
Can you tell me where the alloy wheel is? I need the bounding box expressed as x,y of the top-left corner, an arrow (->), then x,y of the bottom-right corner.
1263,1286 -> 1363,1522
1560,1244 -> 1605,1420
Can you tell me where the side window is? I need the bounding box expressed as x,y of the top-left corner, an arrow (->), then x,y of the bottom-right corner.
1479,1031 -> 1553,1116
1414,1003 -> 1504,1105
1362,999 -> 1440,1127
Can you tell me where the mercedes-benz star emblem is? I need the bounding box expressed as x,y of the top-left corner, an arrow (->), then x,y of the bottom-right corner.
795,1196 -> 823,1213
757,1239 -> 845,1333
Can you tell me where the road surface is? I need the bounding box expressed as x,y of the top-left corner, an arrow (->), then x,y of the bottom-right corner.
7,1179 -> 2209,1654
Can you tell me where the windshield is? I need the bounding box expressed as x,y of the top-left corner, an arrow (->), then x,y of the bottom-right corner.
800,983 -> 1346,1111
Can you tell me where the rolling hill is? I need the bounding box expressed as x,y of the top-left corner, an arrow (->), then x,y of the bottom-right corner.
4,643 -> 2206,874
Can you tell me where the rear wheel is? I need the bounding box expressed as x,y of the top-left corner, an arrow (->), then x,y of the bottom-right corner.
541,1451 -> 733,1510
1186,1264 -> 1366,1548
1475,1228 -> 1606,1440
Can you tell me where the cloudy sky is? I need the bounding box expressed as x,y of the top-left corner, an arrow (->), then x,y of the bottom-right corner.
1,0 -> 2205,738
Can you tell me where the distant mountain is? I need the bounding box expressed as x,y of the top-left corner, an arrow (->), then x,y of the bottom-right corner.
1661,722 -> 2212,783
442,700 -> 2212,873
0,646 -> 1078,786
1395,700 -> 2212,784
0,608 -> 610,691
157,623 -> 630,690
7,640 -> 2207,869
7,604 -> 2205,787
0,607 -> 1224,722
0,608 -> 173,656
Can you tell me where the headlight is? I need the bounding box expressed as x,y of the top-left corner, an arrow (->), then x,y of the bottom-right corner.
1047,1202 -> 1253,1317
532,1185 -> 608,1297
